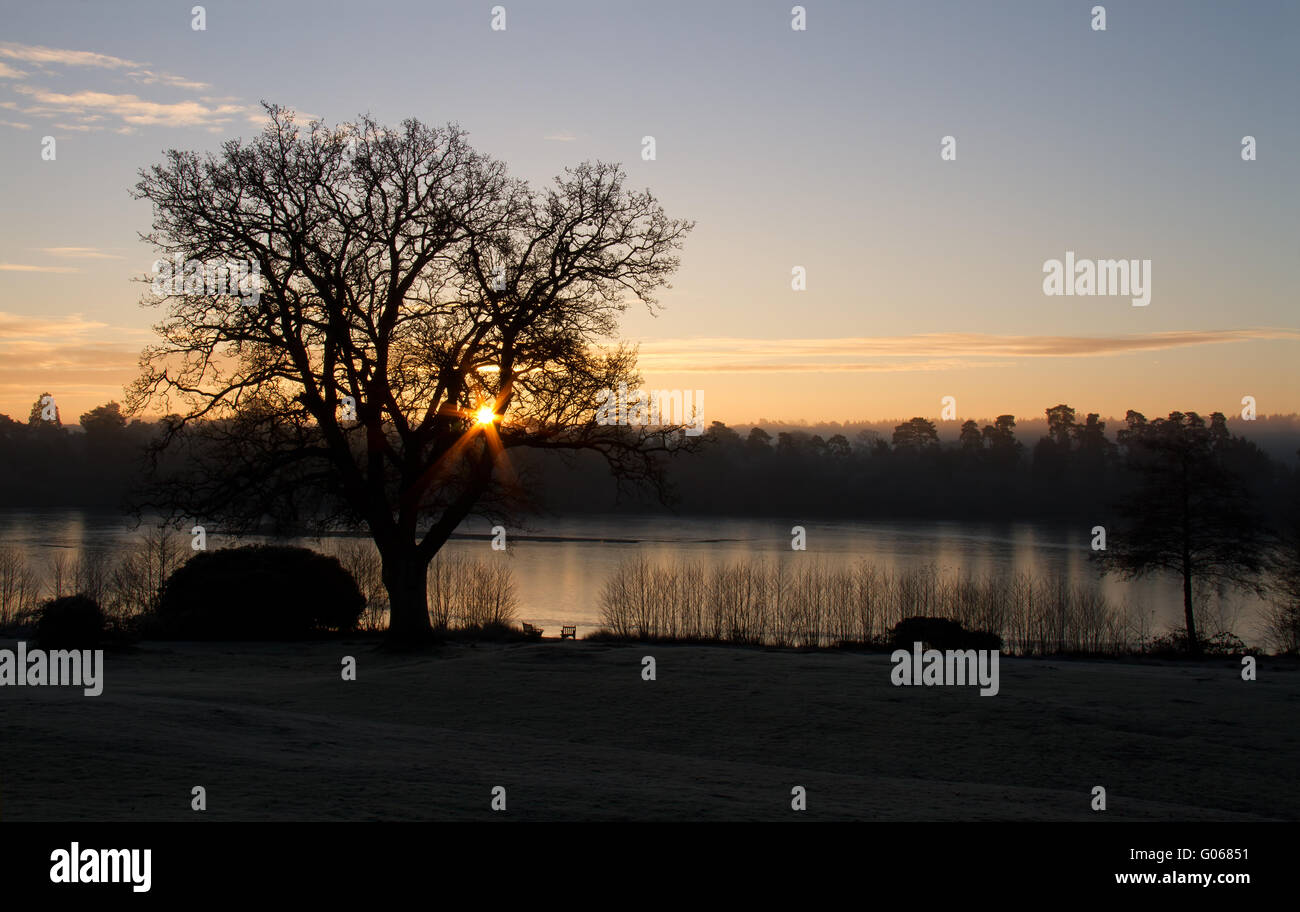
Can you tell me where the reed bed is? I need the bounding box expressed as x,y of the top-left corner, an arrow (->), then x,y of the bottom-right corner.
427,552 -> 520,630
599,556 -> 1147,655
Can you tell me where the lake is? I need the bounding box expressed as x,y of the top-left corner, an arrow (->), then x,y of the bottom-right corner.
0,510 -> 1273,645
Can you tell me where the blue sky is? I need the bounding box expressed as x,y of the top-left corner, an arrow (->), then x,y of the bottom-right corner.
0,0 -> 1296,424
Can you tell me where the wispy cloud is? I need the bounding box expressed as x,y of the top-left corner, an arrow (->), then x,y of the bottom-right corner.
0,41 -> 264,132
0,42 -> 144,70
0,311 -> 147,412
0,41 -> 207,89
37,247 -> 123,260
0,263 -> 80,273
544,132 -> 578,142
14,85 -> 262,129
0,311 -> 108,337
632,329 -> 1300,373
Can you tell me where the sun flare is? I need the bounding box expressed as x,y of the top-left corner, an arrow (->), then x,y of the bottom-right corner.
474,405 -> 497,426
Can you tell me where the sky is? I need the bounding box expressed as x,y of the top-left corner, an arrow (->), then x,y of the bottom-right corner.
0,0 -> 1296,427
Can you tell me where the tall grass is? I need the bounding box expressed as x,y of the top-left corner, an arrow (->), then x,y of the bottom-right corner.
1263,599 -> 1300,655
599,557 -> 1148,654
328,539 -> 389,632
0,545 -> 40,627
99,526 -> 186,620
0,527 -> 187,629
428,552 -> 519,630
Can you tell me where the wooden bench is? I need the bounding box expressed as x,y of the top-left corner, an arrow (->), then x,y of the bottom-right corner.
560,625 -> 577,640
521,622 -> 543,638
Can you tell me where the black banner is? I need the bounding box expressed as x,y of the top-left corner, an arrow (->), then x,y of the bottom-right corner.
0,822 -> 1278,899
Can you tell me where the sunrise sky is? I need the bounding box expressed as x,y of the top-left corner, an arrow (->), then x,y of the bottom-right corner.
0,0 -> 1296,426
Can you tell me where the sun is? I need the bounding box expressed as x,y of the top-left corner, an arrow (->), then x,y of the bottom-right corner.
474,405 -> 497,426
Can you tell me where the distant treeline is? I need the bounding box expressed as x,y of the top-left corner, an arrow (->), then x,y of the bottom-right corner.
0,399 -> 154,508
526,406 -> 1299,523
1,396 -> 1297,525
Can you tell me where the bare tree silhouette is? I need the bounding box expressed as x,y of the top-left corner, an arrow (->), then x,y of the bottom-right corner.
128,105 -> 693,645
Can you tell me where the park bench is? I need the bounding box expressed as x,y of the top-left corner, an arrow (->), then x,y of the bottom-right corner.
522,622 -> 543,638
560,625 -> 576,640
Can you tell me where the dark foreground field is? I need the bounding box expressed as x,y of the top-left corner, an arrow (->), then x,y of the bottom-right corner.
2,638 -> 1297,821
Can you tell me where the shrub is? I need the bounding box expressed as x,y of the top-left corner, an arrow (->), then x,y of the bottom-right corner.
155,545 -> 364,640
35,595 -> 105,649
1148,627 -> 1248,656
890,616 -> 1002,652
442,621 -> 525,642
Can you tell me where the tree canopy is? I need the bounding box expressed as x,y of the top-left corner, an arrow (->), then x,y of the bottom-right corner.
128,105 -> 693,643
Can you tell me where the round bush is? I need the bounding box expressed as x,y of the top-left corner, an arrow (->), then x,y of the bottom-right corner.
156,545 -> 364,640
36,595 -> 105,649
890,616 -> 1002,652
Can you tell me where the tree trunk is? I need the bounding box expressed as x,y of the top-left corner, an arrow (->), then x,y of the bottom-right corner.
381,545 -> 433,646
1179,453 -> 1200,657
1182,554 -> 1200,656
